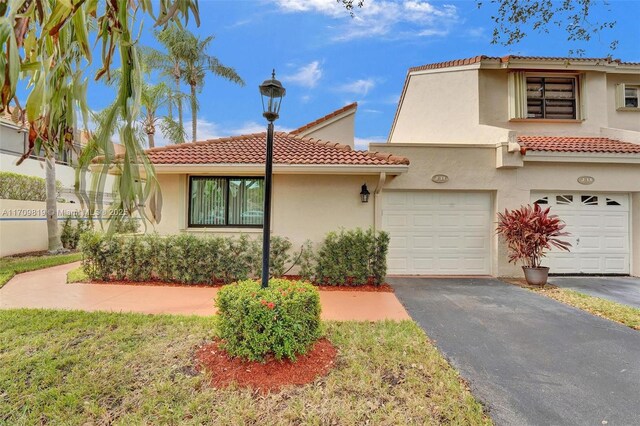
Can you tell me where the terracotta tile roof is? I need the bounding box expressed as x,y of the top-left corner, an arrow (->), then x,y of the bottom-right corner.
500,55 -> 640,65
408,55 -> 495,72
407,55 -> 640,73
289,103 -> 358,135
518,136 -> 640,154
105,132 -> 409,166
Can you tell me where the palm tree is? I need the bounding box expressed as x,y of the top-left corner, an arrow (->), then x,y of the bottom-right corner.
180,33 -> 245,142
108,61 -> 186,148
141,81 -> 186,147
144,26 -> 193,133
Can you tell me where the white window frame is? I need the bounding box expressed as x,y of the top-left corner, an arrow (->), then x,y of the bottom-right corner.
509,71 -> 585,121
616,83 -> 640,111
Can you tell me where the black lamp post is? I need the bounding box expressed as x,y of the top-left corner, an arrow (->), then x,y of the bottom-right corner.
259,70 -> 286,288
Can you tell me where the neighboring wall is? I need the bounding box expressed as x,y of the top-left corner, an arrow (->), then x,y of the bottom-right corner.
391,69 -> 483,143
152,173 -> 377,248
296,112 -> 356,148
0,199 -> 82,257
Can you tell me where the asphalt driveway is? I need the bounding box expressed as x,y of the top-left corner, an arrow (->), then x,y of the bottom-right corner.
549,276 -> 640,308
388,277 -> 640,426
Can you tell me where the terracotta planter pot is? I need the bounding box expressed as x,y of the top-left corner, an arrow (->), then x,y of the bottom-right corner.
522,266 -> 549,287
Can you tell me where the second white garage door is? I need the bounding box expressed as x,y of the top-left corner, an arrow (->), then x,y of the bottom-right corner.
382,191 -> 492,275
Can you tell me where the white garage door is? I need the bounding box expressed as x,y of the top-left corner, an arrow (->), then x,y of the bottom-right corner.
532,193 -> 630,274
382,191 -> 492,275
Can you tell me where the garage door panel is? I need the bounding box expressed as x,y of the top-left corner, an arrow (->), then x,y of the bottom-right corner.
604,257 -> 629,273
465,236 -> 488,249
603,236 -> 628,250
388,235 -> 408,249
383,191 -> 492,275
532,192 -> 630,274
414,236 -> 434,248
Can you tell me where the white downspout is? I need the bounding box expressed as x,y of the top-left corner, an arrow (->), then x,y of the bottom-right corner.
373,172 -> 386,231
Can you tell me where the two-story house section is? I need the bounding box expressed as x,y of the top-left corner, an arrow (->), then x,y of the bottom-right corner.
372,56 -> 640,277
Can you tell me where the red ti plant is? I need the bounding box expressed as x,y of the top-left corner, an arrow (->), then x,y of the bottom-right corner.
496,204 -> 571,268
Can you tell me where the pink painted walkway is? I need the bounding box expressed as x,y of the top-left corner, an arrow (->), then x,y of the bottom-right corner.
0,263 -> 410,321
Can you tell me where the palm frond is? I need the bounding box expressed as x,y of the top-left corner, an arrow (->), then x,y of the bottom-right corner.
159,116 -> 187,144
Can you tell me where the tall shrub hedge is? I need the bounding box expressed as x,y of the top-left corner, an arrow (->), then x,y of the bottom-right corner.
0,171 -> 61,201
314,228 -> 389,286
79,227 -> 390,286
79,232 -> 293,284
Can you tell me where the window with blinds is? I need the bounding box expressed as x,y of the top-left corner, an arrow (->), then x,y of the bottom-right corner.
509,72 -> 584,120
526,76 -> 577,119
615,83 -> 640,110
188,176 -> 264,227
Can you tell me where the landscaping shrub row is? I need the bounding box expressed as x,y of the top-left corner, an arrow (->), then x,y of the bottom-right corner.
80,227 -> 389,286
0,171 -> 61,202
80,232 -> 295,284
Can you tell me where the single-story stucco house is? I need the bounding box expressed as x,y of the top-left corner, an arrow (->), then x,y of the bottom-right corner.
115,55 -> 640,278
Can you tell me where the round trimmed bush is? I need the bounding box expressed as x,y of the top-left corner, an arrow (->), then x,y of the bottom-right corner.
215,279 -> 322,361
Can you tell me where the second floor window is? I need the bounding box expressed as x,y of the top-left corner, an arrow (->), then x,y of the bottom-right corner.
625,86 -> 639,108
509,71 -> 584,121
526,76 -> 577,119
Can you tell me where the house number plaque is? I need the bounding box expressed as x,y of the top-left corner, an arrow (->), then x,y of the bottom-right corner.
577,176 -> 595,185
432,174 -> 449,183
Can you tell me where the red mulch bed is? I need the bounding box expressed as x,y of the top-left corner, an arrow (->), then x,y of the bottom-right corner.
76,279 -> 224,288
314,283 -> 393,292
77,278 -> 394,292
195,338 -> 337,393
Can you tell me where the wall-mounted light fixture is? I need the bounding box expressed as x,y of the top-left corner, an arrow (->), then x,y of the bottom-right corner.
360,184 -> 370,203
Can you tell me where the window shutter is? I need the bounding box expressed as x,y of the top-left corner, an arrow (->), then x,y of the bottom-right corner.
508,71 -> 526,119
577,74 -> 587,120
615,83 -> 626,109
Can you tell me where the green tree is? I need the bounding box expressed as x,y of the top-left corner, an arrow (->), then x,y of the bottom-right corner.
144,26 -> 192,133
478,0 -> 618,54
341,0 -> 618,54
141,81 -> 186,147
107,61 -> 186,148
0,0 -> 199,242
180,32 -> 244,142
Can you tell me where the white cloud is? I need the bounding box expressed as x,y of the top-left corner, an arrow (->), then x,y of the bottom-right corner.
282,61 -> 323,88
230,121 -> 293,135
466,27 -> 486,38
337,78 -> 376,96
354,136 -> 386,151
275,0 -> 344,16
273,0 -> 458,41
152,119 -> 222,146
229,121 -> 267,135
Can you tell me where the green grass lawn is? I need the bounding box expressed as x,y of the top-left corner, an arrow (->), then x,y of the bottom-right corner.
0,252 -> 82,288
0,309 -> 490,425
503,278 -> 640,331
66,265 -> 88,283
537,287 -> 640,330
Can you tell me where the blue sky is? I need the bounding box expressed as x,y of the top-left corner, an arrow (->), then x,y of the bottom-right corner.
45,0 -> 640,149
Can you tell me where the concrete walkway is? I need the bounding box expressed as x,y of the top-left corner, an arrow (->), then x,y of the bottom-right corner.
549,276 -> 640,308
389,277 -> 640,426
0,263 -> 409,321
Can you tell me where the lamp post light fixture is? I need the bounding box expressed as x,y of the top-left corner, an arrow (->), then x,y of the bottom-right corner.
259,70 -> 286,288
360,184 -> 370,203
